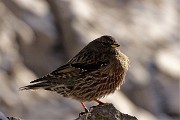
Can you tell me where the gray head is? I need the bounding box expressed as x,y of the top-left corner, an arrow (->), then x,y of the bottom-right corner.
86,35 -> 120,53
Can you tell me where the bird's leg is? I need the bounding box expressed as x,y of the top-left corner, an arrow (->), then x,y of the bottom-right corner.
94,99 -> 104,105
79,102 -> 89,116
90,99 -> 105,111
80,102 -> 89,112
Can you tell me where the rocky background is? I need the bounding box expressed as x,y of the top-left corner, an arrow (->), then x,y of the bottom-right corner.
0,0 -> 179,120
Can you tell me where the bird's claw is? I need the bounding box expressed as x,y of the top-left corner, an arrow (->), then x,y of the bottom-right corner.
79,109 -> 89,117
79,112 -> 86,116
89,105 -> 97,111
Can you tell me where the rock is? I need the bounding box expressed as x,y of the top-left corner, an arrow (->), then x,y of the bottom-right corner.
7,117 -> 21,120
0,112 -> 21,120
0,112 -> 8,120
75,103 -> 138,120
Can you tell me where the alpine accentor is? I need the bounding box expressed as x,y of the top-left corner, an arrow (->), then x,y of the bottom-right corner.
20,35 -> 129,112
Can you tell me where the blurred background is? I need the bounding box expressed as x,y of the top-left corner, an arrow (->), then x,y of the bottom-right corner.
0,0 -> 179,120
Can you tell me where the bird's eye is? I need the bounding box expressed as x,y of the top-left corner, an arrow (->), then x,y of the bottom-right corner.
102,42 -> 108,46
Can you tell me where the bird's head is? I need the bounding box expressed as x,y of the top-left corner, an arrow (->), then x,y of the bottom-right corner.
87,35 -> 120,53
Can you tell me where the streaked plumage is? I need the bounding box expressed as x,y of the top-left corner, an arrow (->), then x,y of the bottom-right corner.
20,35 -> 129,111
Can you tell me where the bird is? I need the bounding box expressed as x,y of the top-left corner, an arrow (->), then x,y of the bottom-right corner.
20,35 -> 129,112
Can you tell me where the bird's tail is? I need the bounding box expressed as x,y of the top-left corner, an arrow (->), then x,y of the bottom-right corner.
19,82 -> 50,90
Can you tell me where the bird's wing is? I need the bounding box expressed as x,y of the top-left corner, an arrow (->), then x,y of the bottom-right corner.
29,64 -> 80,83
67,49 -> 111,74
70,60 -> 110,74
20,60 -> 110,90
19,64 -> 80,90
20,50 -> 110,90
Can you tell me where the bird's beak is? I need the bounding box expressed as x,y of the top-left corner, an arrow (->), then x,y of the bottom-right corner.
111,44 -> 120,48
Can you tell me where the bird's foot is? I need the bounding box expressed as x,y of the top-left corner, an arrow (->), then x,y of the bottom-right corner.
89,105 -> 96,111
79,108 -> 89,116
79,102 -> 89,116
89,99 -> 105,111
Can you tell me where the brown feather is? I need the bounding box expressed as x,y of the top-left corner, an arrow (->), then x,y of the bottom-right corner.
20,35 -> 129,102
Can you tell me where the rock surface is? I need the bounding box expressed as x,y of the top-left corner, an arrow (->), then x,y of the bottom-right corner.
75,103 -> 138,120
